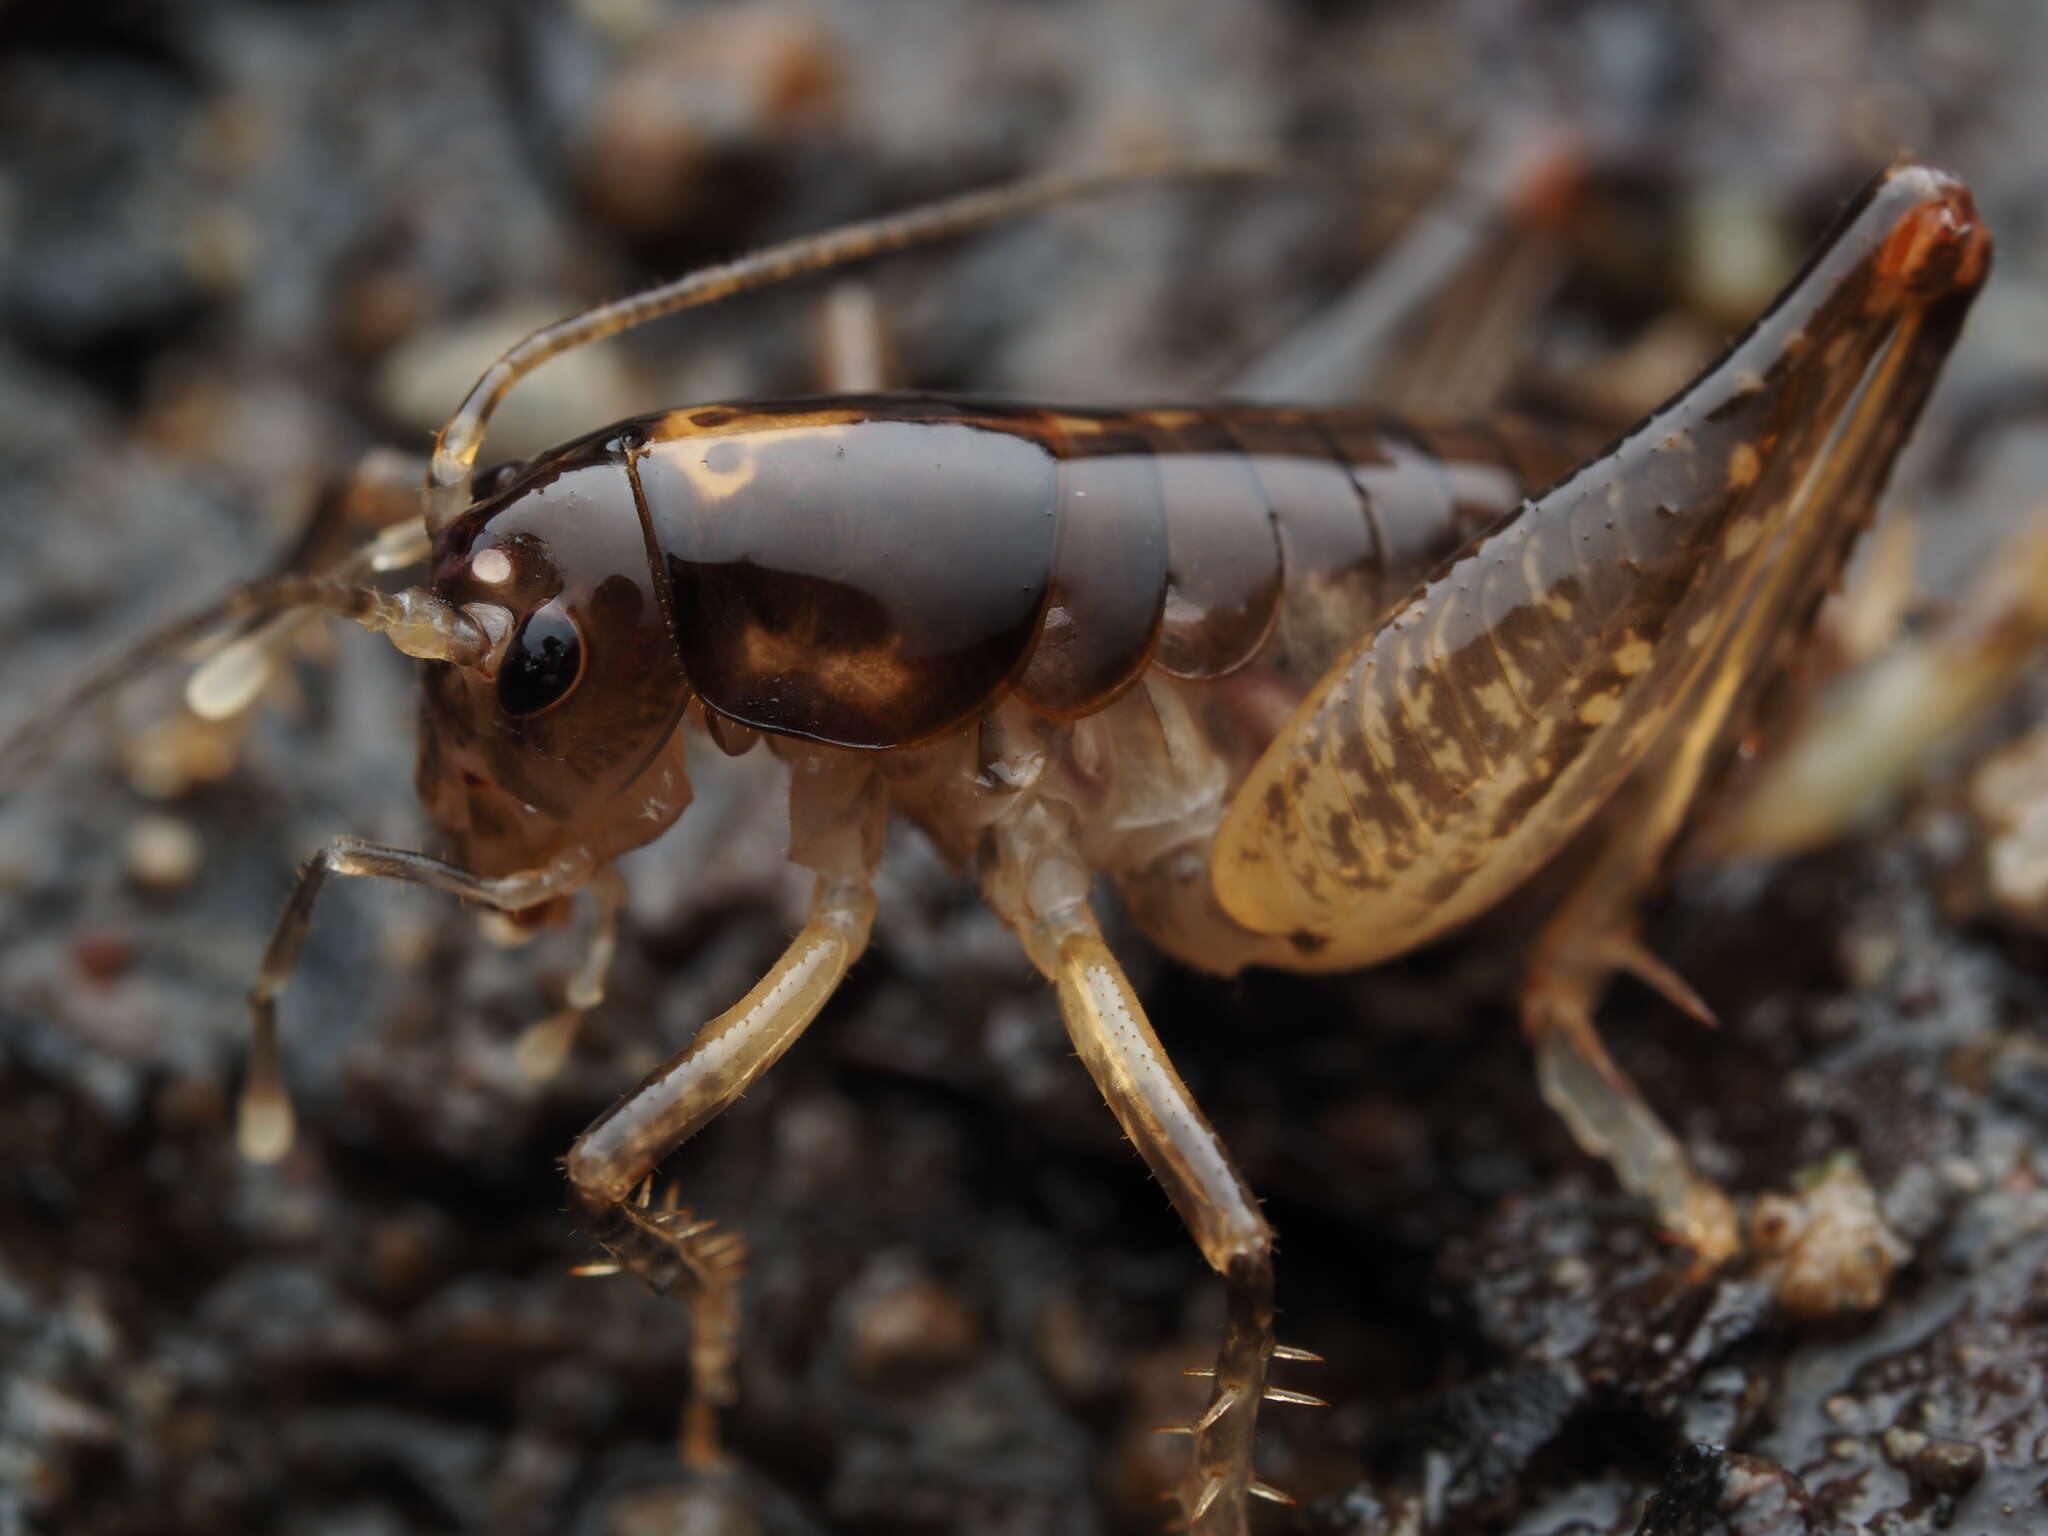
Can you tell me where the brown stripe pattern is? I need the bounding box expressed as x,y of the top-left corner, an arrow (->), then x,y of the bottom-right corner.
1212,165 -> 1991,967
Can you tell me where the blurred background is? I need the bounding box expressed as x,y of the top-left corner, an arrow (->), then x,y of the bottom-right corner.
5,2 -> 2048,1533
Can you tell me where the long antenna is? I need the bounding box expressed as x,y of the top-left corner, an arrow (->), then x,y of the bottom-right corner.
421,157 -> 1329,533
0,563 -> 481,794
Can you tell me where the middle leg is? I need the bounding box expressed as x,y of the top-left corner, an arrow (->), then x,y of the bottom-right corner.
564,749 -> 885,1466
984,809 -> 1308,1536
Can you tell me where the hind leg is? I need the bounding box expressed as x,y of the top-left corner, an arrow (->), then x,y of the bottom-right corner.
1228,116 -> 1579,411
1526,754 -> 1910,1317
1518,658 -> 1750,1266
236,839 -> 599,1162
1523,910 -> 1739,1263
1711,497 -> 2048,859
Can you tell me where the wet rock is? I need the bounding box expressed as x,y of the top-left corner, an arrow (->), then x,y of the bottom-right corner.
1633,1445 -> 1817,1536
1898,1434 -> 1986,1498
1376,1367 -> 1582,1523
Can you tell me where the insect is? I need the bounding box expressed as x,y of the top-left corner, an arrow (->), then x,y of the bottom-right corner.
0,157 -> 1991,1533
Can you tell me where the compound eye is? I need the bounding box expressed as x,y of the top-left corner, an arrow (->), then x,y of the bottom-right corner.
497,600 -> 584,718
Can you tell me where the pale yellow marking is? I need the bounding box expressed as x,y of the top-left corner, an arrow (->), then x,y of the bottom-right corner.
758,636 -> 905,709
1136,409 -> 1200,428
1277,672 -> 1391,895
1425,577 -> 1464,660
1625,716 -> 1665,755
1724,517 -> 1763,559
1544,591 -> 1575,621
1478,557 -> 1540,722
1411,676 -> 1473,782
675,443 -> 761,501
1614,635 -> 1654,676
659,406 -> 869,436
1578,691 -> 1621,727
1495,633 -> 1541,717
1393,633 -> 1474,787
1315,692 -> 1392,886
1688,615 -> 1715,647
663,420 -> 861,503
1352,668 -> 1429,836
1519,534 -> 1562,645
471,547 -> 512,585
1429,733 -> 1472,782
1473,680 -> 1527,730
1046,413 -> 1110,436
1427,582 -> 1499,773
1728,442 -> 1761,490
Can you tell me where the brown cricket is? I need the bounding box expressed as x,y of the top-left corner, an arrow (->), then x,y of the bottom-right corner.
1,158 -> 1995,1532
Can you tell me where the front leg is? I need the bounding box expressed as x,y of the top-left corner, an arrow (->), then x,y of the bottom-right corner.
513,863 -> 626,1081
237,837 -> 596,1162
1051,912 -> 1280,1533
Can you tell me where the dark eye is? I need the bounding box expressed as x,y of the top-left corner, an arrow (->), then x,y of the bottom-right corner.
498,601 -> 584,717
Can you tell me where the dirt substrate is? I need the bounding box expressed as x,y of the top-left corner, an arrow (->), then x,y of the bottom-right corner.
5,3 -> 2048,1533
